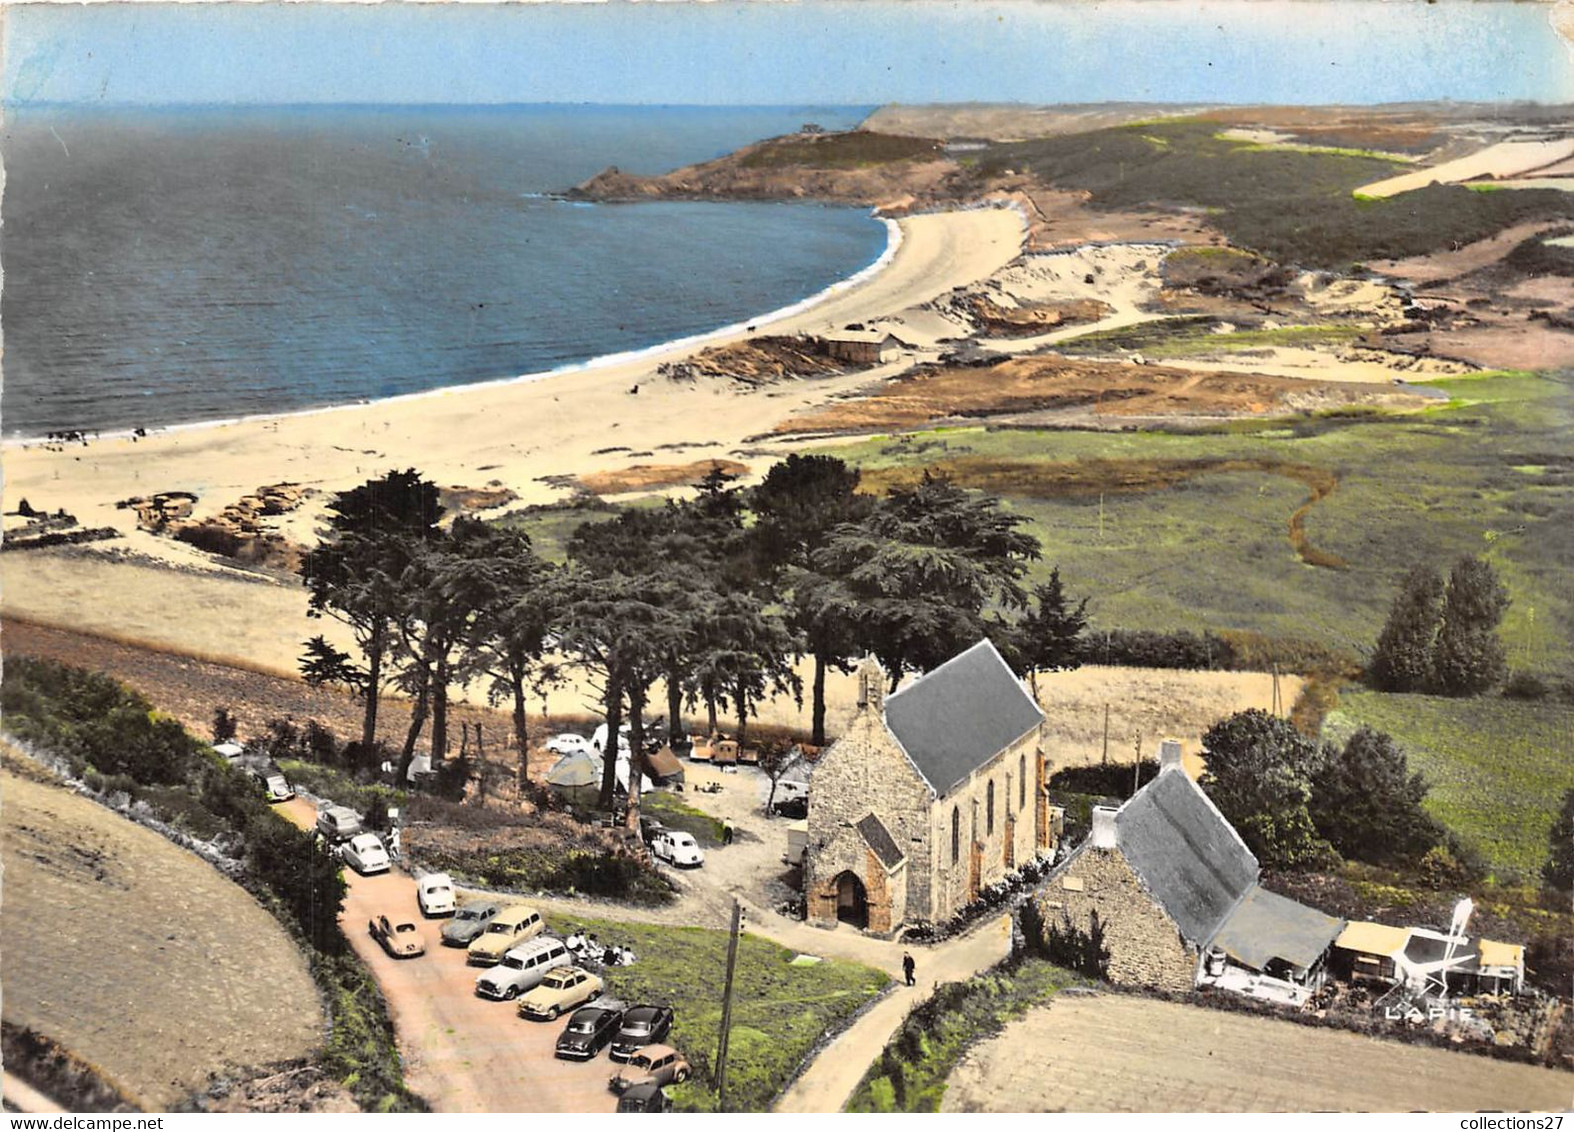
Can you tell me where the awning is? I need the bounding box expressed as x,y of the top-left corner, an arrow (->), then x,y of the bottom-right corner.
1477,939 -> 1523,970
1335,921 -> 1410,957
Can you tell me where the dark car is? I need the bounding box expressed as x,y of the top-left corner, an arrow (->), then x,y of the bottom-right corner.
610,1004 -> 675,1062
555,1005 -> 624,1061
616,1083 -> 672,1113
771,796 -> 808,820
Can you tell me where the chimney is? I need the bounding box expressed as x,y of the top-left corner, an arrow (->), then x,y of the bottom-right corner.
1090,806 -> 1118,849
1159,738 -> 1184,775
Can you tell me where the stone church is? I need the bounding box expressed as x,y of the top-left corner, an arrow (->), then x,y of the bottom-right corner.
805,640 -> 1056,935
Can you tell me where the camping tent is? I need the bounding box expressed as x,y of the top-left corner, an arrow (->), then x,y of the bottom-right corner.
645,746 -> 686,787
546,749 -> 654,804
545,750 -> 602,808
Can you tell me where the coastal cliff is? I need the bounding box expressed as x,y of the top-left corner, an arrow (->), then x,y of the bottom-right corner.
567,130 -> 961,211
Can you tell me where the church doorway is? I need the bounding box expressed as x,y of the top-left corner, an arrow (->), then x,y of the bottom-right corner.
833,871 -> 868,929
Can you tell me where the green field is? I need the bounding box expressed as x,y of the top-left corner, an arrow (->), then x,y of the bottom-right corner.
1323,691 -> 1574,880
819,371 -> 1574,677
963,120 -> 1574,268
545,912 -> 889,1112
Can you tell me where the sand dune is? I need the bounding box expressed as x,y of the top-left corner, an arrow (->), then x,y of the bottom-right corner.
1354,138 -> 1574,199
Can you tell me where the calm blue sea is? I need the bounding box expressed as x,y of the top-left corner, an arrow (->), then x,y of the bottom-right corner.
0,105 -> 886,437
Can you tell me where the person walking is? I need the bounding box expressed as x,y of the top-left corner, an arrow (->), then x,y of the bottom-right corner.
902,952 -> 916,987
722,819 -> 735,846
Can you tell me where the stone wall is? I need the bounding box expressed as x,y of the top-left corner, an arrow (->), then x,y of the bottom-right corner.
1036,846 -> 1198,992
927,727 -> 1045,922
806,704 -> 932,928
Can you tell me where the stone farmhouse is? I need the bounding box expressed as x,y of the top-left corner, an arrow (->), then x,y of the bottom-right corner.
1036,740 -> 1345,1003
805,640 -> 1057,936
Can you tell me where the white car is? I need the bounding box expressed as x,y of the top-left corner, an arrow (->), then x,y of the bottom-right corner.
546,733 -> 592,756
339,832 -> 391,875
650,830 -> 705,868
417,872 -> 456,917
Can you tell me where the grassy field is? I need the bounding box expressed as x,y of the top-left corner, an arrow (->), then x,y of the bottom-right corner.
739,131 -> 943,169
1324,691 -> 1574,880
543,912 -> 889,1112
1055,319 -> 1366,359
963,120 -> 1574,268
0,757 -> 324,1109
819,370 -> 1574,678
847,957 -> 1079,1112
643,789 -> 727,847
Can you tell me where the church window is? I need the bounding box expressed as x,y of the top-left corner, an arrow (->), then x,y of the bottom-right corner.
1020,754 -> 1027,809
951,806 -> 960,865
986,780 -> 996,835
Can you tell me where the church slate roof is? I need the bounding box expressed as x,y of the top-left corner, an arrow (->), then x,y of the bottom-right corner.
882,639 -> 1044,796
855,813 -> 906,869
1114,769 -> 1258,947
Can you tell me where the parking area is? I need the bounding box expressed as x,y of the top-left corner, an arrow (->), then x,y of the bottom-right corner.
283,799 -> 625,1113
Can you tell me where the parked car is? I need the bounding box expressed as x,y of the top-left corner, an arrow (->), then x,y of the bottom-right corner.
771,795 -> 808,820
250,766 -> 295,802
555,1005 -> 624,1061
650,830 -> 704,868
610,1005 -> 675,1062
338,832 -> 391,875
616,1083 -> 672,1113
474,936 -> 571,1000
368,914 -> 426,958
609,1045 -> 691,1093
416,872 -> 456,917
315,804 -> 363,843
467,904 -> 546,965
546,733 -> 591,756
518,965 -> 603,1020
638,816 -> 665,844
442,901 -> 501,947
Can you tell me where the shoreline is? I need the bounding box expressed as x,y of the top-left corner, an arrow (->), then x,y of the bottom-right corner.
2,207 -> 1026,662
4,215 -> 905,449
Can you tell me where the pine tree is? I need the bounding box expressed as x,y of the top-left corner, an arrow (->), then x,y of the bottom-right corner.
1431,555 -> 1509,695
1369,564 -> 1444,692
1309,726 -> 1442,866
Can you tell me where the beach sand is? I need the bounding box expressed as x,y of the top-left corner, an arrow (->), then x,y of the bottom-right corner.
3,208 -> 1025,673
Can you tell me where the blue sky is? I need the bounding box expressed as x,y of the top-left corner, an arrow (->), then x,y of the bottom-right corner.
6,1 -> 1572,107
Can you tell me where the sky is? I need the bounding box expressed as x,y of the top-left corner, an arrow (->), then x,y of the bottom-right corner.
4,0 -> 1572,108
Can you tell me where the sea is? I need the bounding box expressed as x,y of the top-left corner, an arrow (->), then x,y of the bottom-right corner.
0,104 -> 888,438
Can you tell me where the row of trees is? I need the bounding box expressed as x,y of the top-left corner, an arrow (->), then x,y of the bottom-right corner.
299,458 -> 1090,808
1370,556 -> 1509,695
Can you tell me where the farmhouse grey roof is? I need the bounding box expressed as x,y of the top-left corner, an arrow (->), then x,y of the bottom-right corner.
855,813 -> 906,869
1114,769 -> 1258,947
1211,884 -> 1344,973
883,639 -> 1044,796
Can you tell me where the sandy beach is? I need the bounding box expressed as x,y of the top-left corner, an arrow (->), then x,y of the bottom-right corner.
3,207 -> 1024,667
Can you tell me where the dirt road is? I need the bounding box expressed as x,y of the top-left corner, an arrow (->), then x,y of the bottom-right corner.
279,799 -> 618,1113
942,994 -> 1574,1112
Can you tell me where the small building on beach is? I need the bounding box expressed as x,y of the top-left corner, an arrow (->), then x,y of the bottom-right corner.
821,329 -> 908,365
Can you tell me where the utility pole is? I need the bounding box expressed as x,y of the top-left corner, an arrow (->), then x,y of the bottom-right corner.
1132,732 -> 1143,797
715,900 -> 744,1111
